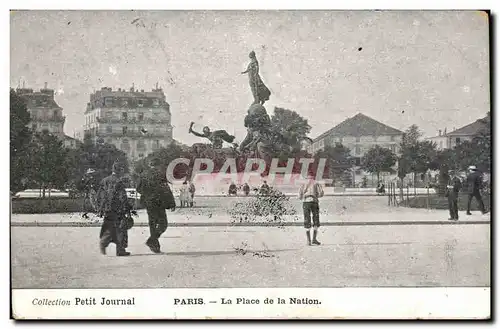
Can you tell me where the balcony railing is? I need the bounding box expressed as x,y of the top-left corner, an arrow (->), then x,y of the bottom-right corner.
98,131 -> 170,138
33,116 -> 66,123
96,117 -> 170,124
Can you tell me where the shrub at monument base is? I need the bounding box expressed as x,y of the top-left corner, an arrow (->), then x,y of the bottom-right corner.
227,187 -> 300,226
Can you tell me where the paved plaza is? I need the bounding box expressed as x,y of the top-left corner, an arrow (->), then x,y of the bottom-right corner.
11,196 -> 491,226
11,197 -> 490,289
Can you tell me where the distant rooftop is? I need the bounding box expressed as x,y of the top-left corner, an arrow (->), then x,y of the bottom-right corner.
444,116 -> 489,137
314,113 -> 403,142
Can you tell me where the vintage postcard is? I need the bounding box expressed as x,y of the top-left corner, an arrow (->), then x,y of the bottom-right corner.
9,9 -> 491,320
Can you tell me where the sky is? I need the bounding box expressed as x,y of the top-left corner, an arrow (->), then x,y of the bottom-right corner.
10,10 -> 490,145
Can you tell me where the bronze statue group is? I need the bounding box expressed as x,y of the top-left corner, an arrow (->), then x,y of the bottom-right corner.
85,51 -> 326,256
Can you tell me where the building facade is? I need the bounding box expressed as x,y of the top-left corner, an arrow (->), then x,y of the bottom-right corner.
426,115 -> 489,150
83,86 -> 173,162
15,83 -> 65,138
308,113 -> 404,165
15,83 -> 80,149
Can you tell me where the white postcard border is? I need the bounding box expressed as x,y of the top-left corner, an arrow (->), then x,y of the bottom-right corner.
12,287 -> 490,319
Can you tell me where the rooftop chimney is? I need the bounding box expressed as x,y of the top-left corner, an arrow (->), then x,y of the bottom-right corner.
44,82 -> 48,89
141,89 -> 144,92
438,130 -> 442,136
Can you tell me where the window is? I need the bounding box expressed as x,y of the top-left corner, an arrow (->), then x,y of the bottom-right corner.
355,146 -> 361,155
122,126 -> 128,135
138,99 -> 144,107
106,138 -> 113,144
122,139 -> 130,151
53,110 -> 58,118
122,112 -> 128,120
137,140 -> 146,151
153,99 -> 160,106
106,126 -> 112,133
153,140 -> 160,150
122,99 -> 128,107
456,137 -> 461,144
390,144 -> 396,152
104,98 -> 113,107
391,136 -> 396,141
138,113 -> 144,121
105,111 -> 112,119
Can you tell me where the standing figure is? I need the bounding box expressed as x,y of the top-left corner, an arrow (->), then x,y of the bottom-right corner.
228,182 -> 238,196
446,170 -> 462,221
81,168 -> 99,219
188,181 -> 196,207
189,122 -> 237,149
466,165 -> 488,215
259,181 -> 270,196
243,183 -> 251,196
96,161 -> 133,256
137,159 -> 176,254
298,173 -> 324,246
179,181 -> 191,208
241,50 -> 271,105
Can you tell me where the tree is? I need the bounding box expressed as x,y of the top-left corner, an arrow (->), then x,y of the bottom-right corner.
28,131 -> 71,197
408,140 -> 437,185
315,143 -> 352,186
271,107 -> 312,152
430,148 -> 456,196
398,124 -> 426,191
361,145 -> 397,182
471,112 -> 491,172
10,89 -> 32,194
67,136 -> 129,191
134,143 -> 187,182
402,124 -> 422,146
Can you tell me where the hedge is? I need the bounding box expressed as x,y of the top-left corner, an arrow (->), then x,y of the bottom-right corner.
403,193 -> 491,211
11,197 -> 144,214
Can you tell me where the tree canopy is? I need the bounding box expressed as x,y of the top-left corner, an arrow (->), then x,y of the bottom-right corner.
361,145 -> 396,181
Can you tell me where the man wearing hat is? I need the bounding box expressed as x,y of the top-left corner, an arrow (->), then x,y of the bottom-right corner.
465,165 -> 488,215
446,170 -> 462,221
137,158 -> 176,254
97,161 -> 133,256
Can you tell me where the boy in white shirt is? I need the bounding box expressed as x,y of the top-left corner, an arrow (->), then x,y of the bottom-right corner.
298,173 -> 324,246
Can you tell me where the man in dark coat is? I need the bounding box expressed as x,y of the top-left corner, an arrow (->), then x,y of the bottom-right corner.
466,165 -> 488,215
446,170 -> 462,221
137,159 -> 176,254
97,161 -> 132,256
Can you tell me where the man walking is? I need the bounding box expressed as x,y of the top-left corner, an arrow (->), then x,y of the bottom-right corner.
446,170 -> 462,221
97,161 -> 133,256
298,173 -> 324,246
137,159 -> 176,254
466,165 -> 488,215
